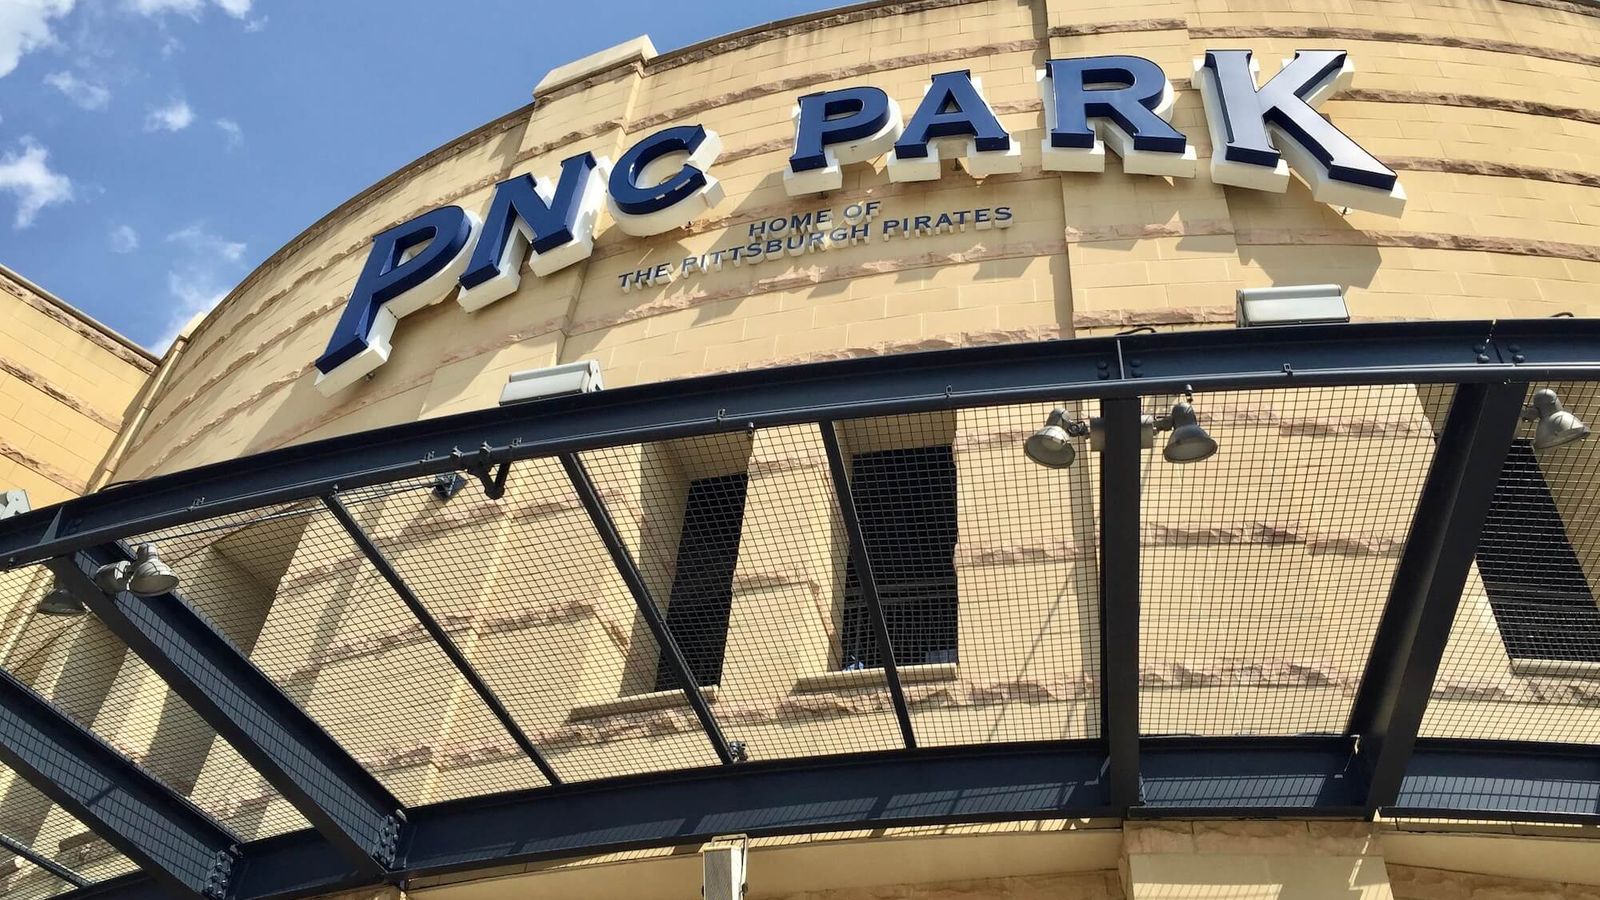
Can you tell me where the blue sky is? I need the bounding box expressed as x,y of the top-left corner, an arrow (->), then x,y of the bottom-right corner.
0,0 -> 837,351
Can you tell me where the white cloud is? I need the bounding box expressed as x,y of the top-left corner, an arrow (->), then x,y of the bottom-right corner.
0,137 -> 72,228
215,117 -> 242,148
167,221 -> 244,261
0,0 -> 75,79
109,223 -> 138,252
44,70 -> 109,110
144,96 -> 193,131
125,0 -> 250,19
149,222 -> 246,350
149,270 -> 224,351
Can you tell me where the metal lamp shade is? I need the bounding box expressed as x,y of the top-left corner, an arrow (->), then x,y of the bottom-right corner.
1024,409 -> 1078,468
1162,400 -> 1218,463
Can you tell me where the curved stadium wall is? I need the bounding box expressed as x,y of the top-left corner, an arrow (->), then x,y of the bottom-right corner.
3,0 -> 1600,898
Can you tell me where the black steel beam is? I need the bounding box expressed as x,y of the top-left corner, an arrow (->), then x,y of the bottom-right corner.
1389,739 -> 1600,823
1098,398 -> 1142,810
558,453 -> 736,765
1348,382 -> 1526,813
323,494 -> 563,785
1138,736 -> 1364,815
49,546 -> 403,879
0,830 -> 88,888
817,422 -> 916,749
51,736 -> 1600,900
0,667 -> 237,898
403,741 -> 1109,877
10,320 -> 1594,569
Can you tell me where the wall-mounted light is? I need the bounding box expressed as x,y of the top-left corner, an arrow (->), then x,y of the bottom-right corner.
499,360 -> 604,406
1157,398 -> 1219,463
35,580 -> 87,617
1024,408 -> 1090,468
93,544 -> 179,597
1523,388 -> 1591,450
1236,284 -> 1350,328
1023,393 -> 1219,468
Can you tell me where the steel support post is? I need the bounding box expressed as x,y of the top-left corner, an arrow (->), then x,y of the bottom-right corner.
818,422 -> 916,748
1348,382 -> 1526,813
1099,398 -> 1143,811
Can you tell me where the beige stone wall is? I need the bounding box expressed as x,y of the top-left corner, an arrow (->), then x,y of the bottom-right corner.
106,0 -> 1600,479
10,0 -> 1600,889
0,266 -> 153,505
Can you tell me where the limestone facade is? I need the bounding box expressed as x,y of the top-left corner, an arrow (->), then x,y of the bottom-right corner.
2,0 -> 1600,896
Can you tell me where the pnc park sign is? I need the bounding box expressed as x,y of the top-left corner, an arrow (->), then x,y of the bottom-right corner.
314,49 -> 1405,395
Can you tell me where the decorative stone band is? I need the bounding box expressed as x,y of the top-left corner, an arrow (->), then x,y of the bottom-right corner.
0,357 -> 122,432
0,437 -> 88,495
1188,25 -> 1600,70
0,277 -> 155,373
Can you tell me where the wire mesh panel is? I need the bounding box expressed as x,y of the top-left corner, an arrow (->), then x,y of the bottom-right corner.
580,427 -> 905,762
131,500 -> 549,806
340,458 -> 724,782
0,858 -> 77,900
1424,381 -> 1600,744
0,762 -> 138,894
1140,385 -> 1446,736
894,403 -> 1101,745
0,559 -> 305,841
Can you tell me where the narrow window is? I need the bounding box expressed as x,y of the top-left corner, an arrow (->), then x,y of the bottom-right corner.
654,473 -> 750,690
840,445 -> 959,669
1477,439 -> 1600,662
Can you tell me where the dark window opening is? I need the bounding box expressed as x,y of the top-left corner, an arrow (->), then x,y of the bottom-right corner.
1478,439 -> 1600,662
655,473 -> 750,691
840,445 -> 959,669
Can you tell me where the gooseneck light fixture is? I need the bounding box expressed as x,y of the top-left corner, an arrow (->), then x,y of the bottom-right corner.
1023,392 -> 1220,468
93,543 -> 180,598
1523,388 -> 1591,451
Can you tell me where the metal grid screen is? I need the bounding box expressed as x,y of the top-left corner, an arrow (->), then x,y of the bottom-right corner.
1139,385 -> 1446,736
0,567 -> 141,891
130,500 -> 550,807
339,457 -> 725,782
580,426 -> 905,762
11,358 -> 1600,895
1423,381 -> 1600,744
0,564 -> 303,843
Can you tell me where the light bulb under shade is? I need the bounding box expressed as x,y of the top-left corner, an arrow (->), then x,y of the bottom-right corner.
125,544 -> 179,597
35,584 -> 86,617
1528,389 -> 1591,450
1024,424 -> 1077,468
1162,400 -> 1218,464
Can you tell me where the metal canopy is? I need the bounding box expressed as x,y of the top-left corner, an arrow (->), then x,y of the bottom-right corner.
0,320 -> 1595,900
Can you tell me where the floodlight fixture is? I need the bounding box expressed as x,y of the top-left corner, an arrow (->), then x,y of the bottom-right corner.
1025,396 -> 1217,466
1157,398 -> 1219,463
1024,408 -> 1090,468
34,580 -> 87,617
93,544 -> 179,597
1523,388 -> 1591,450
